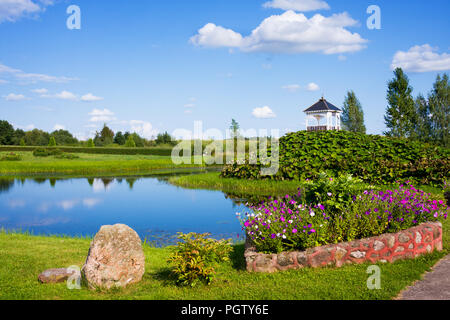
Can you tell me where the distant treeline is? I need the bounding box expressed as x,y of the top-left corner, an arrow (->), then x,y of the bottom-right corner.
0,122 -> 177,148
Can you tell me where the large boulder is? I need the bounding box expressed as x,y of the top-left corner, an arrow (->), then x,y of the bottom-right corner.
82,224 -> 145,289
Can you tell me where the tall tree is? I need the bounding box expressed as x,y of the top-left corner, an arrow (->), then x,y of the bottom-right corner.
342,91 -> 366,133
428,73 -> 449,147
51,130 -> 78,145
230,119 -> 240,139
114,131 -> 126,145
94,124 -> 114,146
384,68 -> 417,138
0,120 -> 15,145
414,94 -> 432,142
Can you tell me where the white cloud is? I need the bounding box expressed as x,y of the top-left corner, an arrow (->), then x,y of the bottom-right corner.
53,124 -> 65,131
58,200 -> 78,211
4,93 -> 27,101
48,90 -> 77,100
129,120 -> 158,139
0,0 -> 41,23
81,93 -> 104,102
82,198 -> 102,208
306,82 -> 320,91
31,88 -> 48,94
252,106 -> 277,119
191,11 -> 367,55
0,63 -> 77,83
282,84 -> 301,92
391,44 -> 450,73
0,79 -> 8,84
263,0 -> 330,12
190,23 -> 243,48
88,108 -> 116,122
184,103 -> 195,108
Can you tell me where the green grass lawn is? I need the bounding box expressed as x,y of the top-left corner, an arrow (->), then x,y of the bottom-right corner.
0,216 -> 448,300
168,172 -> 304,197
0,152 -> 206,175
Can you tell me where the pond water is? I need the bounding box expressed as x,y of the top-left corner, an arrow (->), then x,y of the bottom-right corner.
0,174 -> 251,246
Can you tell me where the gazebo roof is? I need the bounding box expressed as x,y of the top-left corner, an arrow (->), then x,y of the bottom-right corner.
304,97 -> 342,113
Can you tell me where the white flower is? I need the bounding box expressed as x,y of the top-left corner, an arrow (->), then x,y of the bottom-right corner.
310,211 -> 315,217
282,235 -> 287,239
289,220 -> 293,224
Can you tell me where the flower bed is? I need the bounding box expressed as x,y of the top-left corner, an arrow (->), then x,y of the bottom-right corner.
238,182 -> 448,254
239,182 -> 448,272
244,222 -> 443,273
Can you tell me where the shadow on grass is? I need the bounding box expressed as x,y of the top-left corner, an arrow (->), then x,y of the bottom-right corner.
148,267 -> 177,286
230,243 -> 246,270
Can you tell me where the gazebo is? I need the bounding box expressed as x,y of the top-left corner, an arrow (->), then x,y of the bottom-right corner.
304,97 -> 342,131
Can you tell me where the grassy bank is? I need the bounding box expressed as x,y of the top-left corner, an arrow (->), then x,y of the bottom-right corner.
0,152 -> 206,175
0,219 -> 448,300
168,172 -> 304,197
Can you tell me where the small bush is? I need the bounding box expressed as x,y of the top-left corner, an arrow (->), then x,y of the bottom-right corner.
33,148 -> 63,157
54,153 -> 80,160
167,232 -> 232,287
0,152 -> 22,161
33,148 -> 51,157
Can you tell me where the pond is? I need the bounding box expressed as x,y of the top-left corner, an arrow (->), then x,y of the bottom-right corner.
0,173 -> 251,246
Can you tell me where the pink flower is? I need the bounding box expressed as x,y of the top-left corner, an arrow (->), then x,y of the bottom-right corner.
292,229 -> 298,234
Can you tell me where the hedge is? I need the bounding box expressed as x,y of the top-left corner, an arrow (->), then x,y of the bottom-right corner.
221,131 -> 450,186
0,146 -> 174,156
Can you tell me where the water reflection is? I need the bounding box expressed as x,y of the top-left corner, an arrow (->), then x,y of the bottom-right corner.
0,173 -> 252,246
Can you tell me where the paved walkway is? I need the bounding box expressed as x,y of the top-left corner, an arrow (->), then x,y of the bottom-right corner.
397,254 -> 450,300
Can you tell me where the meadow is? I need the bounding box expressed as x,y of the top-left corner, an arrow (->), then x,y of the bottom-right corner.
0,151 -> 207,176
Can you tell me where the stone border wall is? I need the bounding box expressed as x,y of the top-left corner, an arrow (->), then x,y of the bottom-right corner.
244,222 -> 443,273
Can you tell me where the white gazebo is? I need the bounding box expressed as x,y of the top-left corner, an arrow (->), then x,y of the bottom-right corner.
303,97 -> 342,131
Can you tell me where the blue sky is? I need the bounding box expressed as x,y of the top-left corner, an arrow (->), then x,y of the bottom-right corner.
0,0 -> 449,140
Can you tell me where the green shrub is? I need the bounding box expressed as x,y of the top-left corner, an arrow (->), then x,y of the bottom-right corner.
32,148 -> 63,157
54,153 -> 80,160
33,148 -> 51,157
125,135 -> 136,148
300,172 -> 373,214
48,136 -> 57,147
167,233 -> 232,287
87,139 -> 95,148
0,152 -> 22,161
221,131 -> 450,186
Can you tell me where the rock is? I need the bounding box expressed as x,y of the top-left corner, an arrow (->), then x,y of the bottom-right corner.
350,250 -> 366,259
277,252 -> 294,267
374,240 -> 385,251
82,224 -> 145,289
398,233 -> 410,243
297,252 -> 308,266
415,232 -> 422,244
38,268 -> 80,284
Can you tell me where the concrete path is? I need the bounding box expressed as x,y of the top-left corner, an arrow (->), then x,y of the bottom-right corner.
397,254 -> 450,300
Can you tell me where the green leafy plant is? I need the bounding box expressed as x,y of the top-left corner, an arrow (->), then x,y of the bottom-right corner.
32,148 -> 63,157
0,152 -> 22,161
221,131 -> 449,186
167,232 -> 232,287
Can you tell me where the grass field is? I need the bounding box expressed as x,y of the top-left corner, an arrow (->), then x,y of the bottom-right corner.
0,152 -> 207,175
168,172 -> 305,197
0,218 -> 448,300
